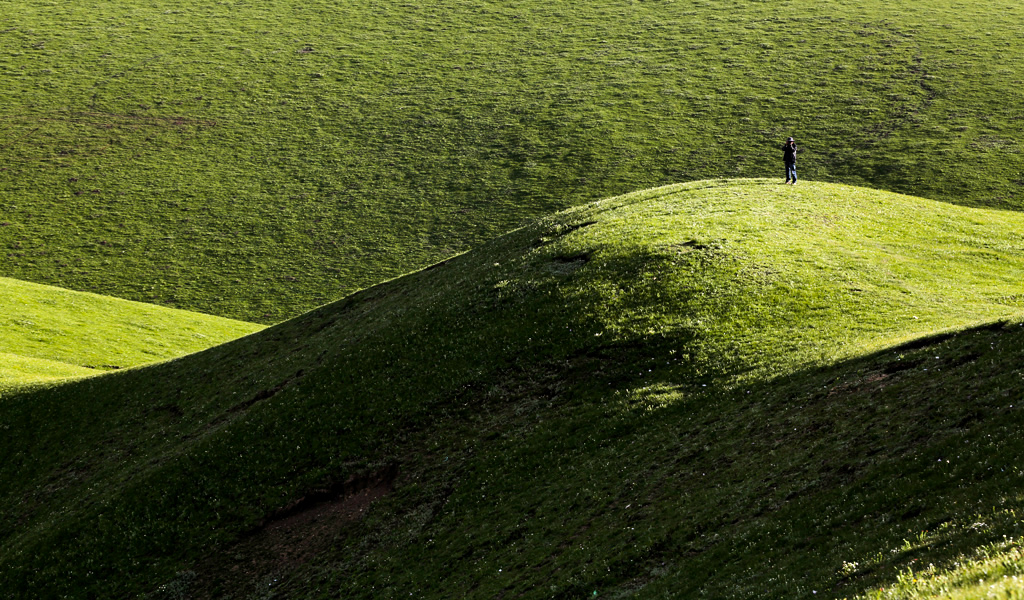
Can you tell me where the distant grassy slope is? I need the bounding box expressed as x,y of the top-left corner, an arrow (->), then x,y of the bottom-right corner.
2,0 -> 1024,322
2,180 -> 1024,598
0,352 -> 96,389
0,276 -> 262,388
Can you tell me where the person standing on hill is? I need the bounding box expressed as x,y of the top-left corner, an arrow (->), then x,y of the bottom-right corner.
783,137 -> 798,184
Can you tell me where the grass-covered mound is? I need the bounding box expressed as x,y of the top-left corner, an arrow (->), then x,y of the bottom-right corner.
3,0 -> 1024,322
2,180 -> 1024,598
0,276 -> 262,389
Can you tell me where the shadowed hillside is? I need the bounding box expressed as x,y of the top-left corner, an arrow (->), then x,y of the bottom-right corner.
2,181 -> 1024,598
2,0 -> 1024,322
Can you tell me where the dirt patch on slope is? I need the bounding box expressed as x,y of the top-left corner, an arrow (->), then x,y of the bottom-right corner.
186,465 -> 398,598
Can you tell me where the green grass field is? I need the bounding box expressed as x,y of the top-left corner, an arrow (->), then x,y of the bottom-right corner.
0,352 -> 96,389
2,0 -> 1024,322
5,0 -> 1024,597
3,181 -> 1024,598
0,276 -> 263,390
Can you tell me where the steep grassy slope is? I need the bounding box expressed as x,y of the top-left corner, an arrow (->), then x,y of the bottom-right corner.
2,181 -> 1024,598
2,0 -> 1024,322
0,276 -> 263,389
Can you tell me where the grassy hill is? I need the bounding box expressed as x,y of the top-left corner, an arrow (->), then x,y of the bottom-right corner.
3,0 -> 1024,322
3,180 -> 1024,598
0,276 -> 262,389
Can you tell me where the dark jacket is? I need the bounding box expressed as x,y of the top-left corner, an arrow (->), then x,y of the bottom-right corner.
783,143 -> 797,165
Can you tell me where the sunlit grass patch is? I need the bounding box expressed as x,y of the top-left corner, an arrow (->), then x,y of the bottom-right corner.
0,352 -> 96,392
0,276 -> 262,384
857,536 -> 1024,599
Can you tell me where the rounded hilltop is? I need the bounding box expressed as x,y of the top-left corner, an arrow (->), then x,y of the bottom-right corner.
3,179 -> 1024,598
